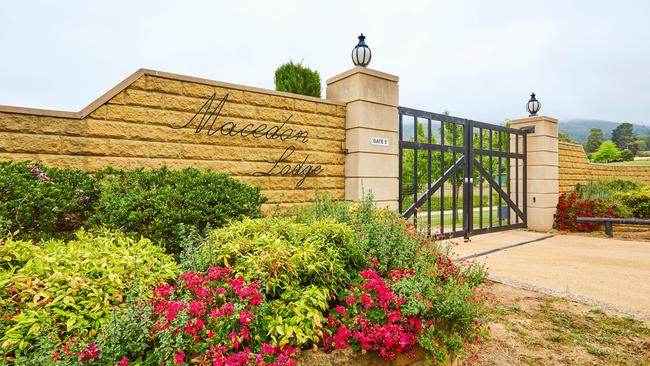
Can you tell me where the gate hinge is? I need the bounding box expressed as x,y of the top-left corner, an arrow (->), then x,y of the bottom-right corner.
520,126 -> 535,134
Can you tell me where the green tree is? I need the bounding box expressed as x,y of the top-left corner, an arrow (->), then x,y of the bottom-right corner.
559,133 -> 578,144
401,114 -> 507,210
629,138 -> 646,155
591,140 -> 621,163
274,61 -> 321,97
640,135 -> 650,151
585,128 -> 604,153
611,123 -> 635,151
401,122 -> 441,205
620,149 -> 634,161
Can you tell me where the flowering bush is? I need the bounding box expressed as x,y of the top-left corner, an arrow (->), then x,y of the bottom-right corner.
321,266 -> 421,360
186,218 -> 351,347
321,258 -> 486,364
0,161 -> 98,239
4,196 -> 488,365
40,266 -> 298,366
140,266 -> 297,365
554,193 -> 618,232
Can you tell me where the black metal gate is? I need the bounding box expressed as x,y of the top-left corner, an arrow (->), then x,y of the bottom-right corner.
398,107 -> 531,239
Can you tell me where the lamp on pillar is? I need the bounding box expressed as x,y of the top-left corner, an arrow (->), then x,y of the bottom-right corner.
526,93 -> 541,117
351,33 -> 372,67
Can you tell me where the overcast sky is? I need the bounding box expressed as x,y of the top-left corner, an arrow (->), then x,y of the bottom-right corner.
1,1 -> 649,125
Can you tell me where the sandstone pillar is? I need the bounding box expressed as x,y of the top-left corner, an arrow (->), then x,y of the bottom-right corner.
326,67 -> 399,209
510,116 -> 559,231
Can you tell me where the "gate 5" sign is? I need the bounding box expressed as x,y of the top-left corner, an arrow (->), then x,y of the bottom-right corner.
371,137 -> 389,146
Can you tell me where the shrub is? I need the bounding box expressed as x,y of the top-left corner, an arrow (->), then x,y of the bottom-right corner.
322,260 -> 486,364
8,196 -> 488,364
554,193 -> 618,231
296,194 -> 447,276
321,267 -> 421,360
296,195 -> 488,362
0,230 -> 177,358
614,186 -> 650,219
0,161 -> 98,240
573,179 -> 642,217
109,266 -> 297,365
187,217 -> 352,347
37,267 -> 298,366
89,167 -> 266,254
274,61 -> 321,98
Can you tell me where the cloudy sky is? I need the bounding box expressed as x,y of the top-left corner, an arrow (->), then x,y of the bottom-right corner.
1,1 -> 649,125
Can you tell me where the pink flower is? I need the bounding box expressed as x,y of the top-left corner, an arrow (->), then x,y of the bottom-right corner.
175,349 -> 185,364
360,293 -> 373,308
239,309 -> 254,325
117,357 -> 129,366
335,305 -> 346,315
261,343 -> 276,355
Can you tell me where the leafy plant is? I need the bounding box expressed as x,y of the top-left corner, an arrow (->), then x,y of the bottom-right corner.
0,161 -> 98,240
614,186 -> 650,219
89,167 -> 266,254
186,218 -> 352,348
0,230 -> 177,358
573,179 -> 643,217
274,61 -> 321,97
65,266 -> 298,365
194,218 -> 352,297
295,195 -> 488,361
263,286 -> 329,346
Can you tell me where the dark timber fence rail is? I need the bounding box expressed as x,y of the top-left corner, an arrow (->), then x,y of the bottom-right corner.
398,107 -> 531,239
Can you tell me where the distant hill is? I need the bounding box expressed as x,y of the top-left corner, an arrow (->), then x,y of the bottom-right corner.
559,120 -> 650,143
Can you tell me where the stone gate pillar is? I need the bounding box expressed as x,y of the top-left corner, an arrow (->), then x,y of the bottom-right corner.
510,116 -> 559,231
326,67 -> 399,209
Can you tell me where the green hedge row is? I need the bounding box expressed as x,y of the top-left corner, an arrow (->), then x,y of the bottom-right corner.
0,161 -> 266,253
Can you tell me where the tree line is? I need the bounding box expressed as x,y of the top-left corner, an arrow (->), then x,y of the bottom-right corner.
584,123 -> 649,163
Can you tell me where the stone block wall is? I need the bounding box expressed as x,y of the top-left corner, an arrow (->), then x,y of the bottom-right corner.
558,142 -> 650,192
0,69 -> 347,211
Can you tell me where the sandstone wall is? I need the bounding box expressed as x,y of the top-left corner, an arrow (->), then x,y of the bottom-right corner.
0,69 -> 347,211
558,142 -> 650,193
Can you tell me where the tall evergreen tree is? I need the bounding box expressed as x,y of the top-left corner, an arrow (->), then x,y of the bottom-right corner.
585,128 -> 604,153
611,123 -> 635,151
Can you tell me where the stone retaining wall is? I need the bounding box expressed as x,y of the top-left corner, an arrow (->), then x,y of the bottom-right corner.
0,69 -> 347,211
558,141 -> 650,193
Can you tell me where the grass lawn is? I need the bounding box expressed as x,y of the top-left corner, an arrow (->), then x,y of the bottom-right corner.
412,206 -> 521,230
402,192 -> 502,212
605,159 -> 650,166
464,282 -> 650,365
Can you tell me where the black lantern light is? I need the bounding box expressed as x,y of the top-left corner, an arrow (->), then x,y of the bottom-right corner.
526,93 -> 541,116
351,33 -> 372,67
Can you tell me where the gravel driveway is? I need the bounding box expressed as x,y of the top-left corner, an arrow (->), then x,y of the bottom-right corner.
451,230 -> 650,320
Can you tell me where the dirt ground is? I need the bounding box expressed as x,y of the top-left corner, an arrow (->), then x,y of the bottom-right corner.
461,282 -> 650,366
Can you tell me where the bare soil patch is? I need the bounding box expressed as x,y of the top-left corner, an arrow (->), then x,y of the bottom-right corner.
461,282 -> 650,365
